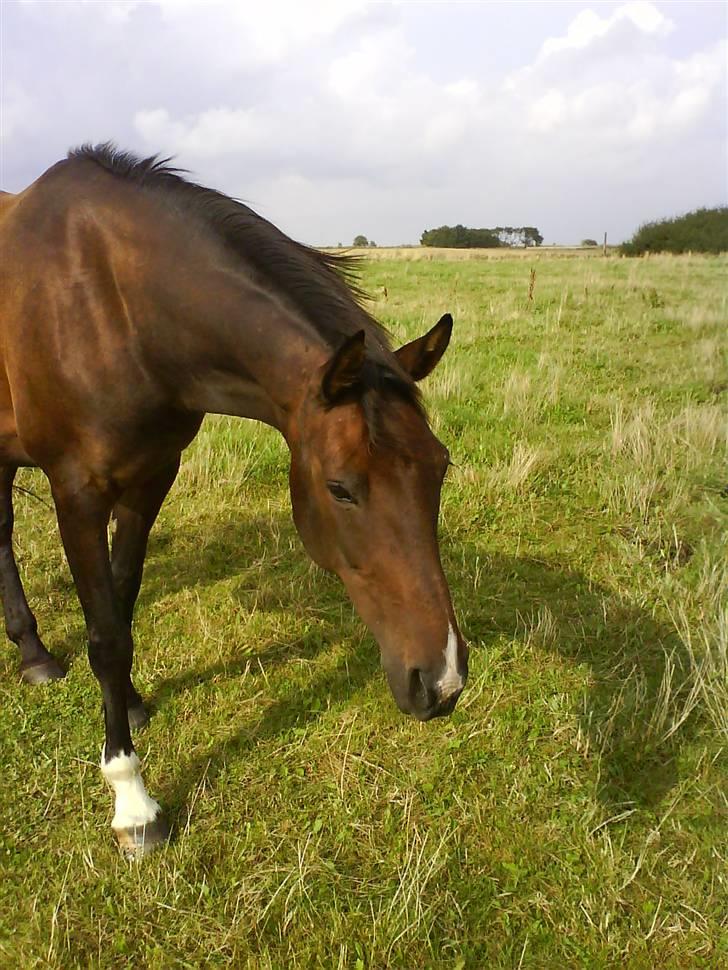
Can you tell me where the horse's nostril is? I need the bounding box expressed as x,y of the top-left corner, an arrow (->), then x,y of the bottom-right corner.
410,667 -> 424,703
409,668 -> 434,709
405,663 -> 465,720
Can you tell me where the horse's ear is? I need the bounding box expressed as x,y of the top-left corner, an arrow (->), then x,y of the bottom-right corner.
395,313 -> 452,381
322,330 -> 366,402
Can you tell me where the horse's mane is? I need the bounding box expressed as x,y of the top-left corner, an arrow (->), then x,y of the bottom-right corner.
66,143 -> 425,436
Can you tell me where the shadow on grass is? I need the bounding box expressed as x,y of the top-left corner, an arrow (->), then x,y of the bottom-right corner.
122,509 -> 698,819
160,637 -> 378,825
448,542 -> 695,811
17,503 -> 696,818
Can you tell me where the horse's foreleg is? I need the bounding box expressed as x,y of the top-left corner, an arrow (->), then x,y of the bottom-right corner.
111,457 -> 180,730
52,473 -> 167,858
0,465 -> 64,682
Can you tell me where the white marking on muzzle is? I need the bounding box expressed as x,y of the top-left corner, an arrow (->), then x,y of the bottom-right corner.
436,623 -> 464,701
101,749 -> 161,830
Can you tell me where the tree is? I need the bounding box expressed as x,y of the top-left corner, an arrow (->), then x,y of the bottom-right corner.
621,207 -> 728,255
369,240 -> 377,248
421,224 -> 543,248
353,234 -> 369,247
581,239 -> 598,247
420,225 -> 502,248
494,226 -> 515,246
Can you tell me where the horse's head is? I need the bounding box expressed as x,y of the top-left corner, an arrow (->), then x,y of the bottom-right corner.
288,314 -> 468,720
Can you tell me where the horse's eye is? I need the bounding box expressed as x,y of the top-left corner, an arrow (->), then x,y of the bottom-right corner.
327,481 -> 356,504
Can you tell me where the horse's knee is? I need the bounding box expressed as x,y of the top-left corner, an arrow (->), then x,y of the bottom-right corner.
88,631 -> 133,683
111,563 -> 142,626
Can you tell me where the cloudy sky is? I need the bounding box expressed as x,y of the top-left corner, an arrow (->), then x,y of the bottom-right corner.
1,0 -> 726,245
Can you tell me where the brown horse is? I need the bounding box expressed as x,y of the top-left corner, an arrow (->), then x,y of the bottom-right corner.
0,145 -> 467,857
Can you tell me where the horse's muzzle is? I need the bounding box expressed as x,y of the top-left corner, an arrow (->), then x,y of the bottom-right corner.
407,665 -> 466,720
382,626 -> 469,720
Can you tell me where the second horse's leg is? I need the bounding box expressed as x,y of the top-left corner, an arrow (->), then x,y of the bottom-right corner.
0,466 -> 64,683
111,458 -> 180,730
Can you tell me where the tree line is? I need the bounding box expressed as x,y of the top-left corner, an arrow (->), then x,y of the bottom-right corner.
420,224 -> 543,248
621,207 -> 728,255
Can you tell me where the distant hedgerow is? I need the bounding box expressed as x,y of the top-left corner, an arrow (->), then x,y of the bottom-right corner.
421,225 -> 502,248
420,224 -> 544,248
621,206 -> 728,256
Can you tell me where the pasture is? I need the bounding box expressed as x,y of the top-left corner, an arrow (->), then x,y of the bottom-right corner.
1,250 -> 726,968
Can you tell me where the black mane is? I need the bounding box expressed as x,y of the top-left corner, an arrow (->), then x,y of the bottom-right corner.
67,143 -> 424,433
67,143 -> 384,347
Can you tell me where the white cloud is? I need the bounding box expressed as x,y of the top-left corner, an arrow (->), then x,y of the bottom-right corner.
539,1 -> 673,59
528,90 -> 568,132
328,27 -> 410,98
0,82 -> 38,142
135,107 -> 272,158
3,1 -> 726,244
506,3 -> 725,150
133,21 -> 487,184
128,0 -> 371,61
132,5 -> 722,190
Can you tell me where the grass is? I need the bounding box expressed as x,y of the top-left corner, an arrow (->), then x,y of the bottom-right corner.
0,250 -> 726,968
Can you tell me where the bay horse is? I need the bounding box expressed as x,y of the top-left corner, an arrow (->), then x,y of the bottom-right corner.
0,145 -> 467,857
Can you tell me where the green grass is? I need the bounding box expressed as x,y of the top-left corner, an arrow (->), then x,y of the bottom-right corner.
1,251 -> 726,968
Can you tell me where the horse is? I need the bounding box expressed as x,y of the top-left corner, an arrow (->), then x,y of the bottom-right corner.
0,145 -> 468,858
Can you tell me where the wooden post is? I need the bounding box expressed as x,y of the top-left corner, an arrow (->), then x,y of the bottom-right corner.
603,232 -> 608,256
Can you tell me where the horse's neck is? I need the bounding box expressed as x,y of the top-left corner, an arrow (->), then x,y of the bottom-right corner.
162,265 -> 329,435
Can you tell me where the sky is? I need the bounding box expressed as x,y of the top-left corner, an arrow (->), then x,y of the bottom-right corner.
1,0 -> 726,245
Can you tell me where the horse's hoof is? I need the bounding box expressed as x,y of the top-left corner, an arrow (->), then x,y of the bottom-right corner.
114,814 -> 169,860
128,702 -> 150,732
20,658 -> 66,685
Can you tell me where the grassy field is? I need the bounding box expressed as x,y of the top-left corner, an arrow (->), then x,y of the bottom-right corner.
1,250 -> 726,968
